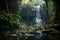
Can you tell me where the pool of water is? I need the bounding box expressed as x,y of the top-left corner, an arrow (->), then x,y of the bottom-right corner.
0,33 -> 59,40
0,35 -> 44,40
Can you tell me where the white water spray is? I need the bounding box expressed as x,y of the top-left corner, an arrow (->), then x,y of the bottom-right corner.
32,5 -> 43,29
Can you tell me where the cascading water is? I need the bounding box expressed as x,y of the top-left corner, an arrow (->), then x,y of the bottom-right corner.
32,0 -> 45,30
32,5 -> 44,30
32,5 -> 44,40
32,0 -> 46,39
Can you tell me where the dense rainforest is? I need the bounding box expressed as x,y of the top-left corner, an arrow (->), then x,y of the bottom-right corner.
0,0 -> 60,40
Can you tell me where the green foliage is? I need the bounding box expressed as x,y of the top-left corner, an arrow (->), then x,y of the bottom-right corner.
17,0 -> 22,10
48,0 -> 56,24
19,23 -> 27,28
0,12 -> 21,29
30,0 -> 36,5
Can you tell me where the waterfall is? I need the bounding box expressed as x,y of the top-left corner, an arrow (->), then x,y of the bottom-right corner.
35,5 -> 42,26
32,0 -> 45,30
32,5 -> 43,29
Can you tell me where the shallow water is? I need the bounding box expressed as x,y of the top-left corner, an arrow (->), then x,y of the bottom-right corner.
0,33 -> 59,40
0,34 -> 50,40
